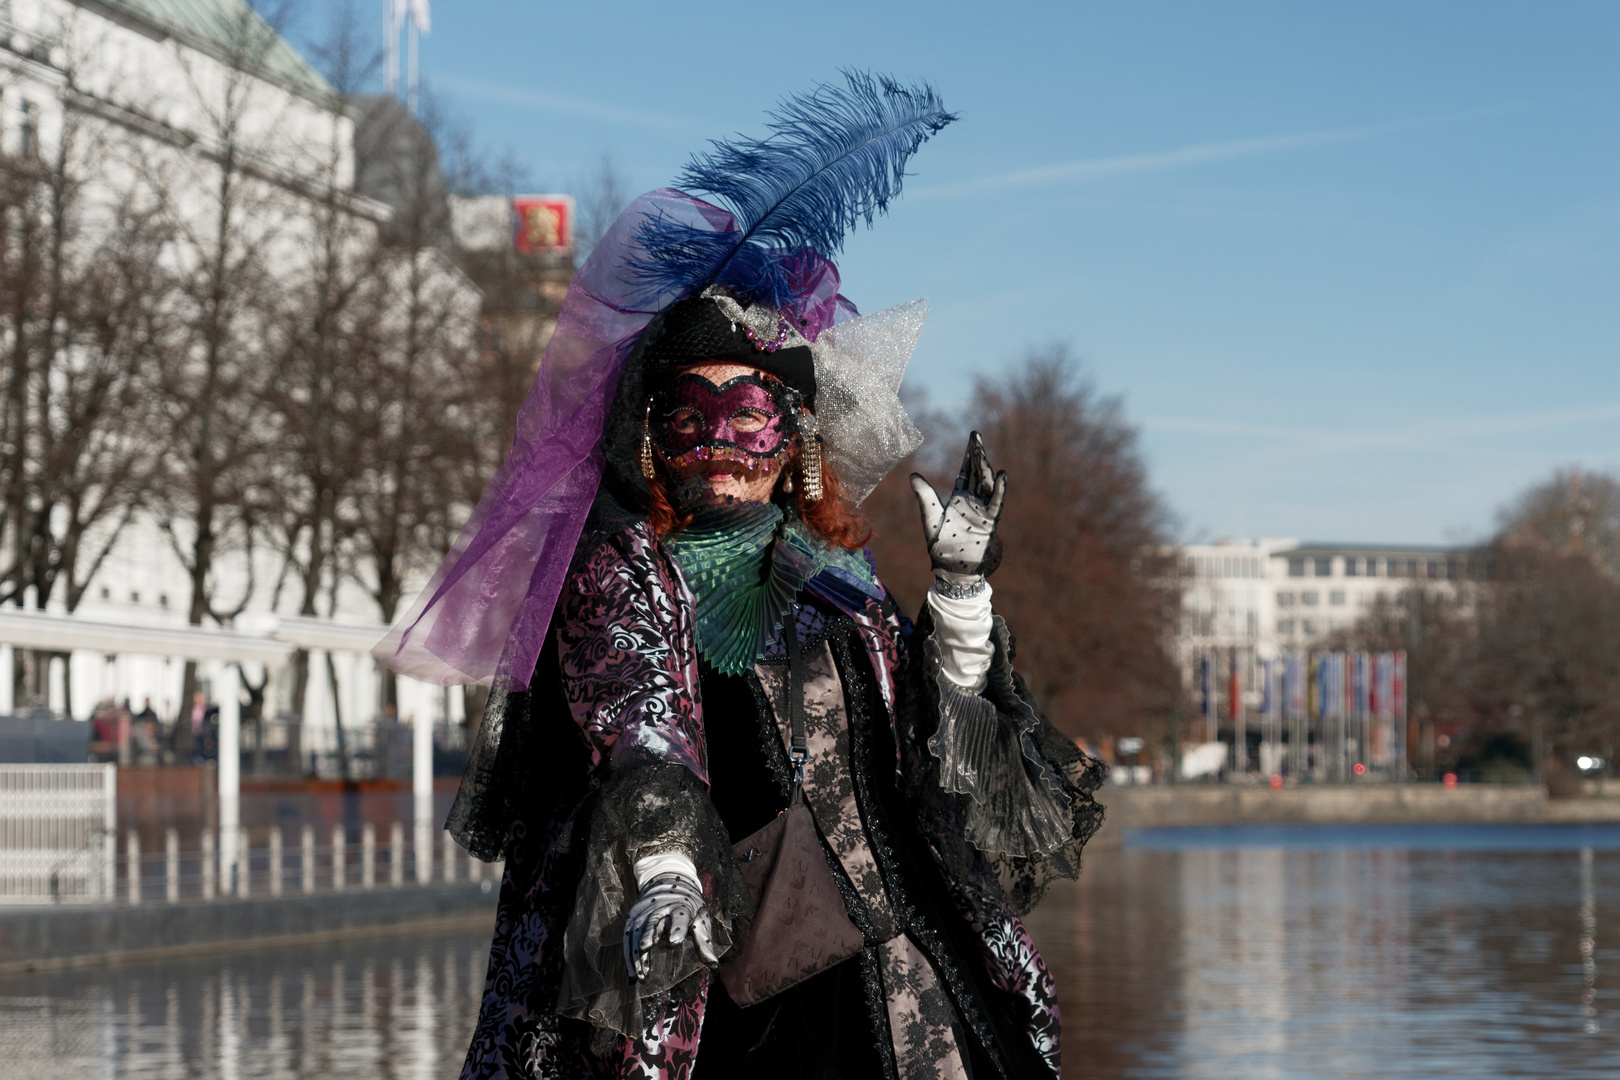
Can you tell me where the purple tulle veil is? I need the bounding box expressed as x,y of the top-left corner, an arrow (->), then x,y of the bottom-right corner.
373,189 -> 850,690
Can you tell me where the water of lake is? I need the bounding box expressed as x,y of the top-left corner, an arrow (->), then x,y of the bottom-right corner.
1,823 -> 1615,1079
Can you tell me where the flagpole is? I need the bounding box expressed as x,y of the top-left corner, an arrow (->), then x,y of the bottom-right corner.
385,0 -> 398,95
408,17 -> 419,114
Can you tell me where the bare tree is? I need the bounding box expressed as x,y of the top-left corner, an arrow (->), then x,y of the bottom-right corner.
1475,541 -> 1620,788
572,152 -> 630,262
1498,468 -> 1620,582
0,61 -> 167,714
254,19 -> 392,775
142,4 -> 308,747
866,346 -> 1183,752
1333,467 -> 1620,788
341,93 -> 484,725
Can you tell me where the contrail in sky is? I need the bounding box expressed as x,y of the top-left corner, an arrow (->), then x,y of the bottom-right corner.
913,105 -> 1526,199
436,77 -> 698,132
1141,400 -> 1620,456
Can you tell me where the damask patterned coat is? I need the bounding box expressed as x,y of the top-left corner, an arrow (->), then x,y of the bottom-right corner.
450,510 -> 1105,1080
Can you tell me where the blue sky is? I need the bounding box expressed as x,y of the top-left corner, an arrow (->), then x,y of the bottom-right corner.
317,1 -> 1619,545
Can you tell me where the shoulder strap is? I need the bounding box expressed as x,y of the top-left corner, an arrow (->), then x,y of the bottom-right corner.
784,610 -> 808,791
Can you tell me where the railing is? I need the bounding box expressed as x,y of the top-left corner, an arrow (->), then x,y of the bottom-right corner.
0,764 -> 117,902
114,822 -> 502,904
0,763 -> 500,906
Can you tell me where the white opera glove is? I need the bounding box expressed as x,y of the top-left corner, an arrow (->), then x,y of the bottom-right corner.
927,573 -> 995,692
623,849 -> 718,981
913,433 -> 1005,694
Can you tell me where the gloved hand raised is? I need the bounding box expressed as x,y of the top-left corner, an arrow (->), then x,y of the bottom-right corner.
910,431 -> 1007,580
623,871 -> 719,981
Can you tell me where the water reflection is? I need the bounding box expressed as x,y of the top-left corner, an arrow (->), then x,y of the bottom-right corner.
1029,836 -> 1620,1079
2,829 -> 1617,1079
0,932 -> 488,1078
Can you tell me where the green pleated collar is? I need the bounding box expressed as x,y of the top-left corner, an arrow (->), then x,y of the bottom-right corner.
664,501 -> 881,675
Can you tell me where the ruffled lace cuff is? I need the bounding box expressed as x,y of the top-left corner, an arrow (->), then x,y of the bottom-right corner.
556,751 -> 751,1035
921,612 -> 1105,863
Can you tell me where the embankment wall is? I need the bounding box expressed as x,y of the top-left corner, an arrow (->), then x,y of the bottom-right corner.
0,882 -> 498,974
1092,783 -> 1620,846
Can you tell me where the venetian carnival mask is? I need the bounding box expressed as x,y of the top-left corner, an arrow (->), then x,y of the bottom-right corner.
653,371 -> 799,471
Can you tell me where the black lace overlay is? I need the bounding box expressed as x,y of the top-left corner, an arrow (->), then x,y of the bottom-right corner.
446,683 -> 523,863
903,607 -> 1107,917
556,750 -> 752,1036
448,633 -> 594,864
830,628 -> 1016,1079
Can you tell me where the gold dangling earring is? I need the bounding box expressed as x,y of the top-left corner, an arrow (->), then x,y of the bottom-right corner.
783,467 -> 794,495
639,402 -> 656,481
802,433 -> 824,504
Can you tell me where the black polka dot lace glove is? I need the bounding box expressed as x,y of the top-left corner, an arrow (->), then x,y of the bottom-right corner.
910,431 -> 1007,590
623,870 -> 718,981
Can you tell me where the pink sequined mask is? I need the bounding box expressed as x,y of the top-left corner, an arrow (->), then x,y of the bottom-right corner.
655,372 -> 795,469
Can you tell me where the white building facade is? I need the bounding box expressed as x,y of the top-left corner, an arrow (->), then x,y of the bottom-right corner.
1,0 -> 481,769
1176,539 -> 1482,780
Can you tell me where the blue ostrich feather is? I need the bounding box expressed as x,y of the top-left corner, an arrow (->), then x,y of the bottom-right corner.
627,71 -> 956,310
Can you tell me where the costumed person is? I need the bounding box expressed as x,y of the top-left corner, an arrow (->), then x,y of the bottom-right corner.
375,73 -> 1106,1080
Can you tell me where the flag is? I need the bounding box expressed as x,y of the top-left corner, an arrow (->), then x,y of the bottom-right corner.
1341,653 -> 1351,718
1370,653 -> 1381,718
1394,651 -> 1407,720
409,0 -> 431,33
1287,655 -> 1305,719
1347,654 -> 1360,722
1260,659 -> 1275,717
1316,654 -> 1328,720
1199,655 -> 1211,718
1228,651 -> 1241,719
1386,654 -> 1399,722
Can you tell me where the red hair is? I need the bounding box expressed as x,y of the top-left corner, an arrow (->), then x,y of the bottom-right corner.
644,442 -> 870,551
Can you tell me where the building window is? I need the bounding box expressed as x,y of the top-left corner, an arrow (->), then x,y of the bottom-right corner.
1330,590 -> 1346,605
159,593 -> 169,608
99,586 -> 110,600
1277,619 -> 1294,634
130,591 -> 140,603
1345,557 -> 1361,577
20,101 -> 38,158
1314,557 -> 1332,577
1302,591 -> 1320,606
1246,612 -> 1258,635
1276,591 -> 1295,606
1289,558 -> 1306,577
1302,618 -> 1317,635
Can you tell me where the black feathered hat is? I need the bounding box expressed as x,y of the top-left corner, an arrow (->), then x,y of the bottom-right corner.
637,291 -> 817,409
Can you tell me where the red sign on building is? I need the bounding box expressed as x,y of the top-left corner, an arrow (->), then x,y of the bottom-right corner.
512,195 -> 574,254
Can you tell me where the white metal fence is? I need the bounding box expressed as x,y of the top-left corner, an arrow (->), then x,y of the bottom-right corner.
0,764 -> 117,902
116,823 -> 501,904
0,763 -> 503,906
